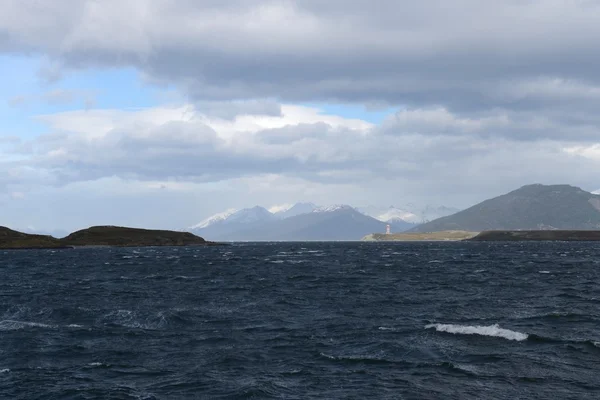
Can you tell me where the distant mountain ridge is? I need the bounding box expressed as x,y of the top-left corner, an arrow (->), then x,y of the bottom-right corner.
410,184 -> 600,232
188,202 -> 430,241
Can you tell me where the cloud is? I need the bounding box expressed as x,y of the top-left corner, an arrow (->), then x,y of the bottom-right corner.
3,102 -> 596,207
2,1 -> 600,119
2,1 -> 600,141
195,99 -> 282,120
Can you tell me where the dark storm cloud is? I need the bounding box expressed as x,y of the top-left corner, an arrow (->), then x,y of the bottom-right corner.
3,0 -> 600,121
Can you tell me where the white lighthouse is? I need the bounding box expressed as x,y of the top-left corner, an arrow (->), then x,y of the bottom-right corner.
386,224 -> 391,235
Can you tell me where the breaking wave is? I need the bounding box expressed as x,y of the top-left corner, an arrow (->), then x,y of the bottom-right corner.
425,323 -> 529,341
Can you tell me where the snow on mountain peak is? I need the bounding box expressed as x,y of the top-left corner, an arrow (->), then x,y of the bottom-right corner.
226,206 -> 274,224
376,208 -> 421,224
313,204 -> 355,213
189,208 -> 238,229
268,204 -> 293,214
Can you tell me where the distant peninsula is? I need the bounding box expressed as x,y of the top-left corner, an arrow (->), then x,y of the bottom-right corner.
0,226 -> 215,250
469,230 -> 600,241
362,231 -> 479,241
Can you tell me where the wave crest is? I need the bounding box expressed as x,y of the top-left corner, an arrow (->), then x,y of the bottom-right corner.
0,320 -> 55,331
425,323 -> 528,341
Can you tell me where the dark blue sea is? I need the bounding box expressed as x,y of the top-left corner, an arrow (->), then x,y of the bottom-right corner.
1,242 -> 600,399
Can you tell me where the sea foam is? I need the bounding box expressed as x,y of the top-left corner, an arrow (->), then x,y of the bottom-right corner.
425,323 -> 528,341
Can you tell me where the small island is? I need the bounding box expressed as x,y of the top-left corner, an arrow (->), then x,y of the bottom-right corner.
362,230 -> 479,241
0,226 -> 216,250
469,230 -> 600,241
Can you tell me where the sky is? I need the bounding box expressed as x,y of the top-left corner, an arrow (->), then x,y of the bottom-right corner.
1,0 -> 600,233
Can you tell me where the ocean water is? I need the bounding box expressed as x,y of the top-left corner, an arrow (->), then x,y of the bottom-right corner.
1,242 -> 599,399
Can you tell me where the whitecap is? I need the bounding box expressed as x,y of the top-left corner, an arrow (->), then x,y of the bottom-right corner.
425,323 -> 528,341
319,352 -> 337,360
428,260 -> 443,264
0,320 -> 55,331
88,362 -> 104,367
0,369 -> 9,374
378,326 -> 398,331
539,271 -> 551,274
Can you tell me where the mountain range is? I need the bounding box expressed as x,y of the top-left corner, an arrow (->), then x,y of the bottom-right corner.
189,203 -> 458,241
189,184 -> 600,241
410,184 -> 600,232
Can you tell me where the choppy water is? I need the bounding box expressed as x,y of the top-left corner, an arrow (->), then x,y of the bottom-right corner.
1,242 -> 600,399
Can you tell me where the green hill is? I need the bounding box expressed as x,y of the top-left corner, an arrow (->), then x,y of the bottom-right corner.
411,184 -> 600,233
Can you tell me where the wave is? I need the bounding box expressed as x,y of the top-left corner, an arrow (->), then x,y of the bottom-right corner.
378,326 -> 398,331
0,369 -> 9,374
0,320 -> 55,331
425,323 -> 528,341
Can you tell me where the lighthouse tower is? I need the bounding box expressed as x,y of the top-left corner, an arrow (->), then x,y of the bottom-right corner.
386,224 -> 391,235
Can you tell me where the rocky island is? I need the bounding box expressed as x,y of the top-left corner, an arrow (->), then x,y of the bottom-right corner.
469,230 -> 600,241
0,226 -> 215,249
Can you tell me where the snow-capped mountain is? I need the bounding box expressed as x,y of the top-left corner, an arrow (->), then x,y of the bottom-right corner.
188,206 -> 277,239
189,208 -> 238,230
225,206 -> 275,224
190,203 -> 410,241
188,201 -> 455,241
189,206 -> 274,230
